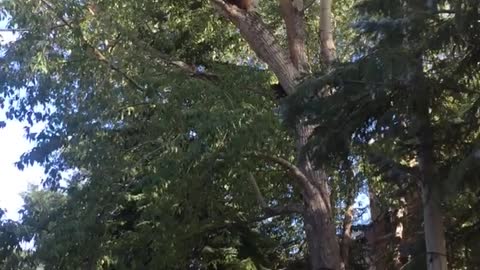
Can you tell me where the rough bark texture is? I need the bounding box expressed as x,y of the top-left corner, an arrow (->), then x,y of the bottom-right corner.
367,192 -> 389,270
211,1 -> 342,269
412,58 -> 448,270
392,205 -> 405,270
319,0 -> 336,65
421,182 -> 448,270
340,194 -> 354,270
297,123 -> 341,270
211,0 -> 299,92
338,163 -> 355,270
303,197 -> 341,270
279,0 -> 309,73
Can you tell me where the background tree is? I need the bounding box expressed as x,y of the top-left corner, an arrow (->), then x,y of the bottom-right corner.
285,0 -> 480,269
0,0 -> 361,269
3,0 -> 478,269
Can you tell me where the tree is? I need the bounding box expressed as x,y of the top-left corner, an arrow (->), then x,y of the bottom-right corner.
284,0 -> 480,269
1,0 -> 361,269
209,1 -> 345,268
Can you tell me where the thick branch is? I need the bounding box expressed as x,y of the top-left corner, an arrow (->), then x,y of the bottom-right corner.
210,0 -> 300,93
368,152 -> 420,183
266,203 -> 304,215
247,153 -> 316,198
279,0 -> 309,73
319,0 -> 336,65
186,205 -> 303,240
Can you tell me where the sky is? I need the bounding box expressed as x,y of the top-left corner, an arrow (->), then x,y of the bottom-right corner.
0,121 -> 44,220
0,20 -> 45,221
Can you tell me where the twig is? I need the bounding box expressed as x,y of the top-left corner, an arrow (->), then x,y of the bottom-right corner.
39,0 -> 146,92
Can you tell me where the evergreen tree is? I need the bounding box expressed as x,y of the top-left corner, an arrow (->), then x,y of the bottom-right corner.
286,0 -> 479,269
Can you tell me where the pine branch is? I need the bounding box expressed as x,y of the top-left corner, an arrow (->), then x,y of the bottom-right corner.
367,152 -> 420,183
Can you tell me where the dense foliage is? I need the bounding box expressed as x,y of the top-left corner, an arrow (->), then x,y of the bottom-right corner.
287,0 -> 480,268
0,0 -> 478,269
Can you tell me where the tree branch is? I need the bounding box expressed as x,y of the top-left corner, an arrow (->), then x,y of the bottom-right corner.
367,152 -> 420,183
248,173 -> 304,215
279,0 -> 309,73
185,206 -> 303,240
248,173 -> 268,208
319,0 -> 336,65
39,0 -> 146,93
126,26 -> 219,80
210,0 -> 300,93
39,0 -> 218,94
247,153 -> 316,198
0,28 -> 28,32
266,203 -> 304,216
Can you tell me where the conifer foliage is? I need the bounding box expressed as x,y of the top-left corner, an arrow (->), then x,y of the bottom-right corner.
0,0 -> 478,269
287,0 -> 480,269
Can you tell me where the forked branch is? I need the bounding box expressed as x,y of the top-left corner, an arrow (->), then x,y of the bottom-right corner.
210,0 -> 300,93
247,153 -> 316,198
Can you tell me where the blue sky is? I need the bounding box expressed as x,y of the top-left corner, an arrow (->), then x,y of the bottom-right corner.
0,121 -> 44,220
0,19 -> 45,221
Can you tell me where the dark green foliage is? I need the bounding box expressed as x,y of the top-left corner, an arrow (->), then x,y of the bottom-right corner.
3,0 -> 478,268
285,0 -> 480,267
0,1 -> 309,268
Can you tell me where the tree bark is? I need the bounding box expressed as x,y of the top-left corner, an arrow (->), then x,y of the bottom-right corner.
417,121 -> 447,270
412,57 -> 448,270
303,194 -> 341,270
302,1 -> 341,267
340,192 -> 354,270
211,1 -> 342,269
367,188 -> 385,270
337,161 -> 356,270
319,0 -> 336,65
421,181 -> 448,270
279,0 -> 309,73
297,123 -> 341,270
211,0 -> 300,93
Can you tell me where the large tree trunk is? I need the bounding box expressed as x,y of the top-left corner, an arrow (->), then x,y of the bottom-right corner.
338,162 -> 355,270
418,147 -> 448,270
303,194 -> 341,270
421,181 -> 448,270
297,124 -> 341,270
412,52 -> 448,270
210,1 -> 342,268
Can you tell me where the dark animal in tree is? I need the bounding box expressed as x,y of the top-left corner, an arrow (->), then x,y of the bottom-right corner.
271,83 -> 288,99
